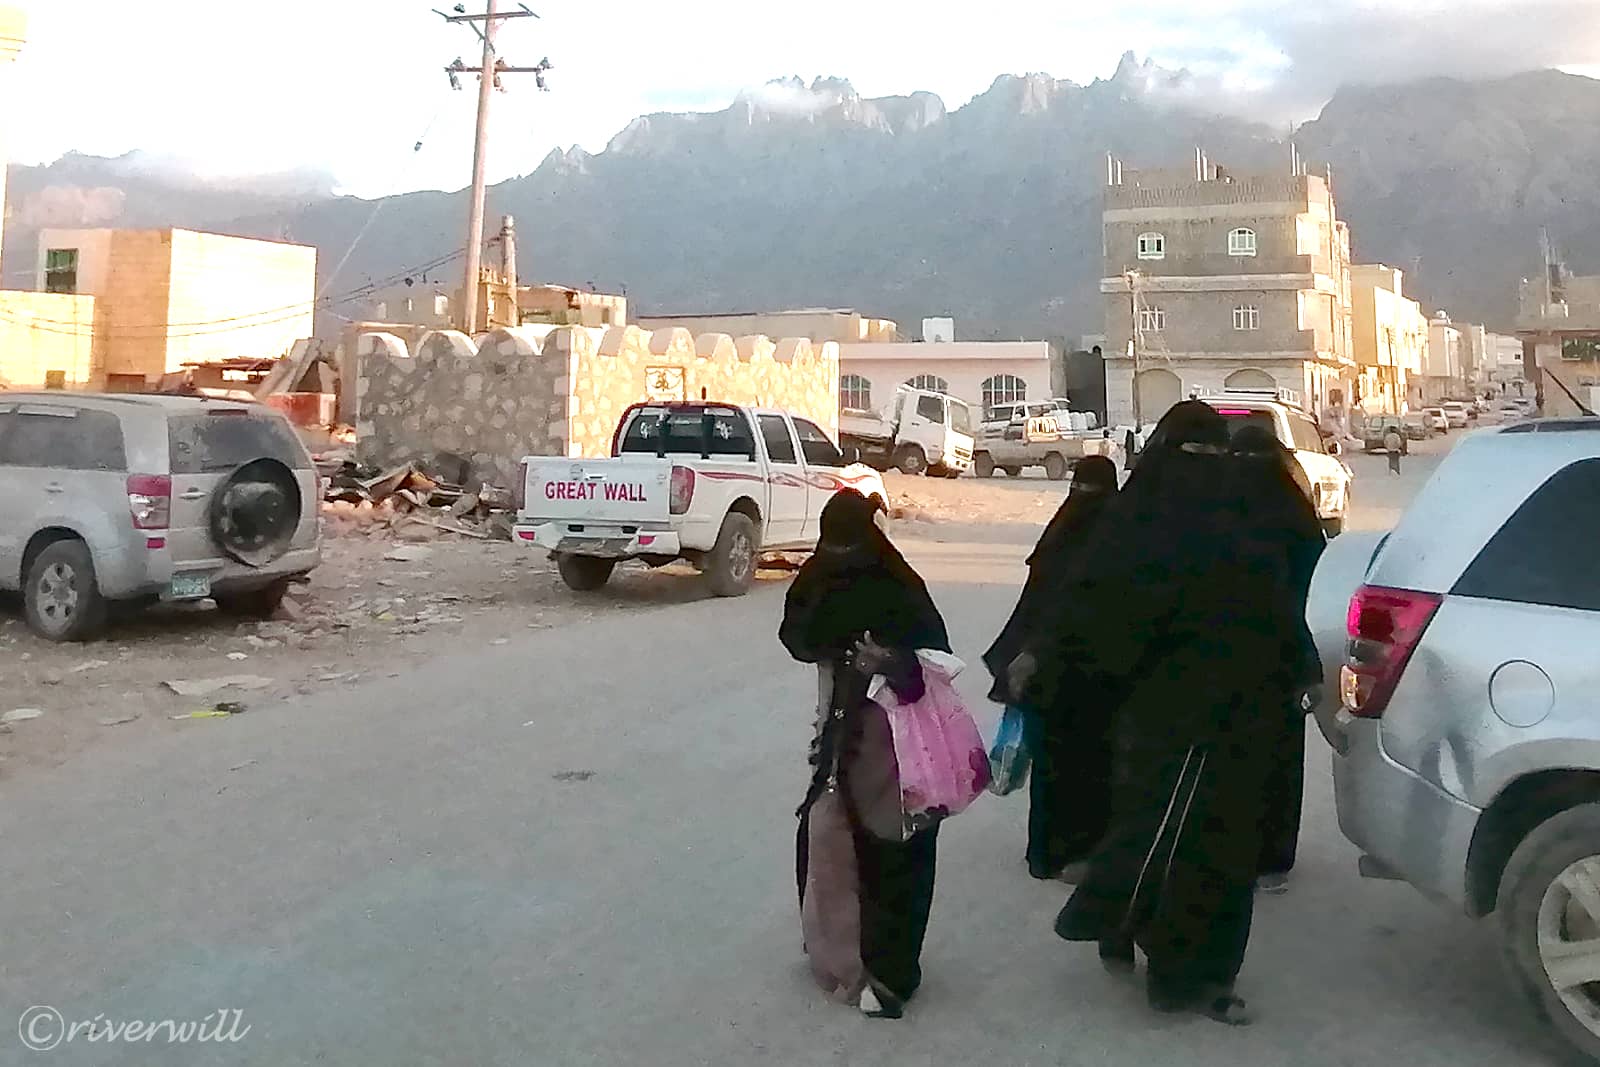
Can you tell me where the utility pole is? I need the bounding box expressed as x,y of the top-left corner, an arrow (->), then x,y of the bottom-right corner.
1125,269 -> 1142,428
439,3 -> 551,335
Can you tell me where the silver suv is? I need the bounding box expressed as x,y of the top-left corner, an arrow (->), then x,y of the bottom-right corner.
0,394 -> 321,641
1308,418 -> 1600,1061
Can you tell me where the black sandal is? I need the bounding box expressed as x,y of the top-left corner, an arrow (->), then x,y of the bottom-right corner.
1098,934 -> 1136,975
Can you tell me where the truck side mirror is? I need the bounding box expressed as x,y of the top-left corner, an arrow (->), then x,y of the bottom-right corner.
842,445 -> 861,465
1327,440 -> 1343,457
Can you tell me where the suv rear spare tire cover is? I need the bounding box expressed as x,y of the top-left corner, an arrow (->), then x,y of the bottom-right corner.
209,458 -> 303,568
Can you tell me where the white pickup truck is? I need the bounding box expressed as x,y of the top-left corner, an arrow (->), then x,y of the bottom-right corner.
513,402 -> 887,596
839,385 -> 975,477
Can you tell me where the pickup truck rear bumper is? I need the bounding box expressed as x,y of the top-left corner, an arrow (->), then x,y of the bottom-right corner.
514,522 -> 681,559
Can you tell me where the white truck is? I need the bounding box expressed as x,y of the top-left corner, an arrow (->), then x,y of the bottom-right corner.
513,402 -> 887,596
839,385 -> 975,477
1197,387 -> 1355,536
972,415 -> 1117,480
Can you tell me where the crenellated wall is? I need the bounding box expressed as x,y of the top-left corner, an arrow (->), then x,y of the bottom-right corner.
356,324 -> 839,488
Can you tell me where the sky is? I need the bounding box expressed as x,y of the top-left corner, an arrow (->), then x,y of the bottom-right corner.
6,0 -> 1600,200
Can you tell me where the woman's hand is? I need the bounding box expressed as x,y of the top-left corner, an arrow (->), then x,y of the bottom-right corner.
851,632 -> 893,676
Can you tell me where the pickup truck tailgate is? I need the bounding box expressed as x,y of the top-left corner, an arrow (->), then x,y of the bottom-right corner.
523,457 -> 672,524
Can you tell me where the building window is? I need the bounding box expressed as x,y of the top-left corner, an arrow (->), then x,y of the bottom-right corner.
981,374 -> 1027,410
905,374 -> 949,393
44,249 -> 78,294
1137,232 -> 1166,260
434,295 -> 450,317
839,374 -> 873,411
1138,306 -> 1166,333
1233,305 -> 1261,331
1228,228 -> 1258,257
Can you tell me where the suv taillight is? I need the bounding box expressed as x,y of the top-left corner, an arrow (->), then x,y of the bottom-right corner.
669,465 -> 696,515
1341,585 -> 1442,719
127,474 -> 171,530
513,459 -> 529,512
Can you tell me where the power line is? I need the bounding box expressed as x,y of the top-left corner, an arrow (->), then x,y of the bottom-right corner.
438,1 -> 551,334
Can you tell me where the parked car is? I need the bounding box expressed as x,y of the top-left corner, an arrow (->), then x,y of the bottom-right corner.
514,402 -> 885,596
1402,412 -> 1433,440
1441,401 -> 1472,429
1307,418 -> 1600,1062
1361,415 -> 1409,454
1198,389 -> 1354,536
1423,407 -> 1451,433
0,394 -> 321,641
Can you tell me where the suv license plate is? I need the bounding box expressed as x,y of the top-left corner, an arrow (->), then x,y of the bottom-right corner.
165,573 -> 212,601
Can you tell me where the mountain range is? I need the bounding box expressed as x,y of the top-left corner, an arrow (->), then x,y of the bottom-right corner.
5,54 -> 1599,342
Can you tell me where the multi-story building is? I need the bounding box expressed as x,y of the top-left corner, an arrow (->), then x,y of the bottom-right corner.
1100,156 -> 1356,429
1424,312 -> 1467,402
1484,332 -> 1527,392
1517,253 -> 1600,417
1350,264 -> 1428,414
33,227 -> 316,392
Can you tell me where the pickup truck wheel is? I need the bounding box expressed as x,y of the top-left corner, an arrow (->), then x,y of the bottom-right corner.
1044,453 -> 1069,481
893,446 -> 928,476
707,513 -> 759,597
1498,804 -> 1600,1063
973,453 -> 996,478
24,539 -> 108,642
1322,515 -> 1345,538
556,553 -> 615,592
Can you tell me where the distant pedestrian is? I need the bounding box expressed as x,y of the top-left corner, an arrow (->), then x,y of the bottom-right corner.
1384,426 -> 1404,475
781,490 -> 949,1020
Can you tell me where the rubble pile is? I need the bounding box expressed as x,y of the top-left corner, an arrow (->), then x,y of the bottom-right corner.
314,451 -> 518,543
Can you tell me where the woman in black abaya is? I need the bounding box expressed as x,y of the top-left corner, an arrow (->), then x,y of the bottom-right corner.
1229,423 -> 1327,892
984,455 -> 1120,878
780,489 -> 950,1020
1019,401 -> 1300,1024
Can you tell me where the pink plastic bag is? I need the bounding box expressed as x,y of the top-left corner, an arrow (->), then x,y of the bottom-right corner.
869,651 -> 991,840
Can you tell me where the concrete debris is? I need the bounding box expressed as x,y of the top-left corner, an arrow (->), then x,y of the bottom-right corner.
2,708 -> 44,724
447,493 -> 481,518
227,651 -> 250,661
162,676 -> 274,698
98,713 -> 140,727
383,545 -> 433,563
72,660 -> 111,673
229,758 -> 258,771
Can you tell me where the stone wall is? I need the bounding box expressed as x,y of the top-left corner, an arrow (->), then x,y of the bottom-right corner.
356,324 -> 839,489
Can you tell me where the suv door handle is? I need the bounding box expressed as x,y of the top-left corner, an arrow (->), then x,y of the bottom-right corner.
179,488 -> 207,501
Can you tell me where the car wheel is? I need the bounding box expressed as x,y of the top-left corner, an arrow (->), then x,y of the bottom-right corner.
210,459 -> 303,568
1499,803 -> 1600,1063
893,446 -> 928,476
24,540 -> 108,642
1044,453 -> 1069,481
706,513 -> 759,597
555,553 -> 615,592
973,453 -> 996,478
215,577 -> 293,619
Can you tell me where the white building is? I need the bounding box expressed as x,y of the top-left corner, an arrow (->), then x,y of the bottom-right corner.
838,341 -> 1055,417
1424,312 -> 1465,401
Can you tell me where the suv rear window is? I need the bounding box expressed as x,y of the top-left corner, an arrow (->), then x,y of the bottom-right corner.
167,412 -> 309,474
1452,458 -> 1600,612
618,407 -> 755,460
0,408 -> 127,471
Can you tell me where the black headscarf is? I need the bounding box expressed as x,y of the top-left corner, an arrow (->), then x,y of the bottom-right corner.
779,490 -> 950,664
984,455 -> 1120,702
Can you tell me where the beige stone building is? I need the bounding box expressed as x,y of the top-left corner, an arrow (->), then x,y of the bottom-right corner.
0,5 -> 99,391
837,341 -> 1056,418
1423,312 -> 1467,403
1100,157 -> 1356,428
637,308 -> 899,345
1517,263 -> 1600,417
1350,264 -> 1428,414
33,227 -> 316,391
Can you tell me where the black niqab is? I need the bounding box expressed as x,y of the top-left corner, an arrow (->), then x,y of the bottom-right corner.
780,490 -> 950,662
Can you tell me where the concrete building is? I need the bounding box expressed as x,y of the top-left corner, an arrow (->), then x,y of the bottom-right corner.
1423,312 -> 1466,402
517,284 -> 627,328
837,340 -> 1055,418
34,227 -> 316,391
1350,264 -> 1428,414
1516,256 -> 1600,417
1485,332 -> 1527,391
0,5 -> 98,392
922,317 -> 955,342
1100,155 -> 1356,429
363,280 -> 626,333
637,308 -> 898,345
